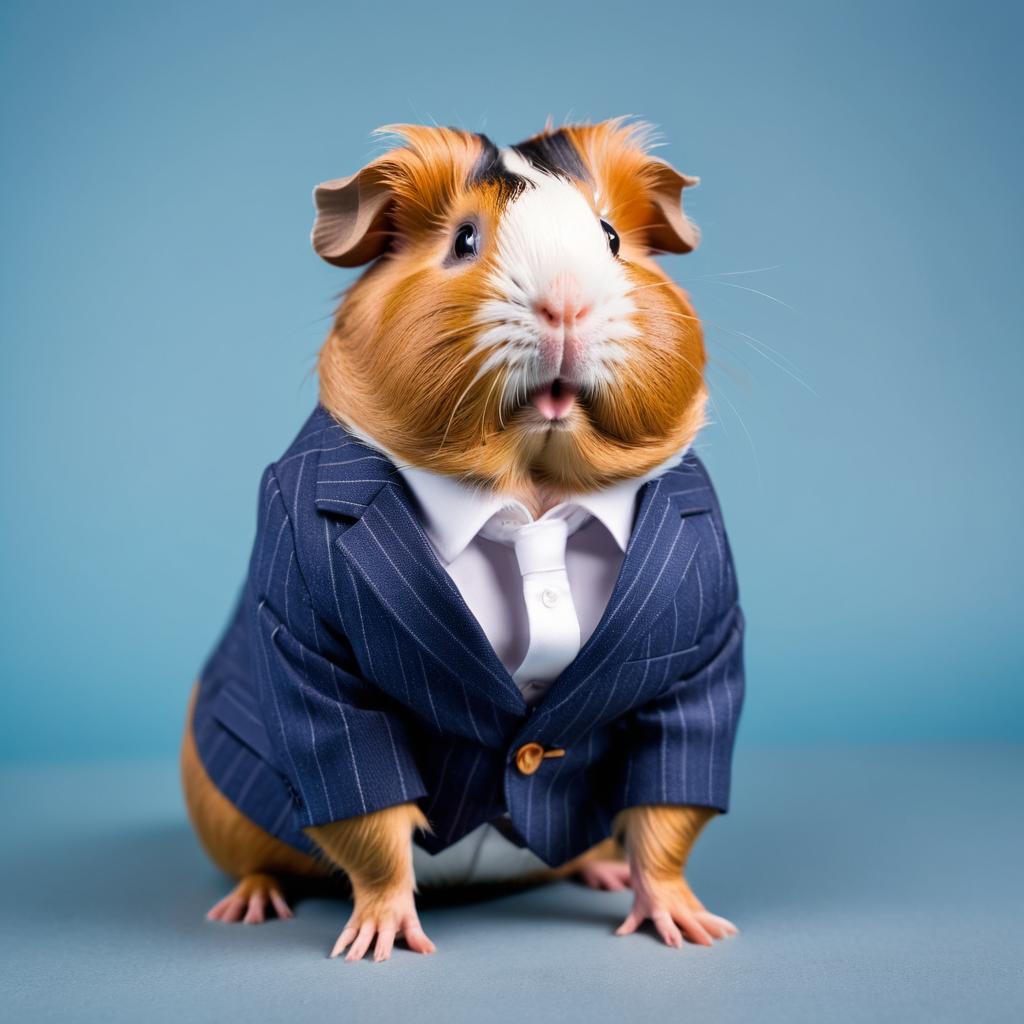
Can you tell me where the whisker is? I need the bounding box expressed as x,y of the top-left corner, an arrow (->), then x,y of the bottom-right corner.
682,265 -> 783,281
502,371 -> 530,429
702,386 -> 728,437
709,376 -> 762,487
496,371 -> 513,431
653,310 -> 703,324
705,321 -> 816,395
705,342 -> 756,385
646,308 -> 817,395
628,280 -> 681,294
481,370 -> 504,436
701,278 -> 799,314
434,373 -> 479,458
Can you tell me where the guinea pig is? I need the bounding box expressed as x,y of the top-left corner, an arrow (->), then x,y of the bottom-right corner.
182,117 -> 745,962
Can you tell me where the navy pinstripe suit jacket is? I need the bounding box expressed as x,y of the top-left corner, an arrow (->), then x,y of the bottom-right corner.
194,406 -> 745,867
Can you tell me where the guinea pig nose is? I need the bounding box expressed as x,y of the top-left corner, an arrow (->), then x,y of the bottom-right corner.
534,275 -> 589,329
535,301 -> 563,328
535,300 -> 591,328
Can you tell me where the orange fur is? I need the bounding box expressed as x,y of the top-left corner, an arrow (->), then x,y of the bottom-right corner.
614,804 -> 714,882
306,804 -> 427,896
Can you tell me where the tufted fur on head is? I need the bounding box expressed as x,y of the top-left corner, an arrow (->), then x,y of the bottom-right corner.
315,118 -> 707,500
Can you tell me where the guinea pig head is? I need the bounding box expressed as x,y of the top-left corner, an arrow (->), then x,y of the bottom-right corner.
314,119 -> 707,496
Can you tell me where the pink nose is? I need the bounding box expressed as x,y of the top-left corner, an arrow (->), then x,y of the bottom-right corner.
534,275 -> 590,330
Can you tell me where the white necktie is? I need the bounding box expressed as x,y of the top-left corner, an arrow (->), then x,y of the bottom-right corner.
480,506 -> 588,699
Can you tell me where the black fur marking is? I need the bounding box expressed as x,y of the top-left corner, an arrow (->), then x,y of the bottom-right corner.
470,133 -> 529,201
512,130 -> 590,183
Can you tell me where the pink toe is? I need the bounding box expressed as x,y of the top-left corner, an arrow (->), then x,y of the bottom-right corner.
270,891 -> 293,920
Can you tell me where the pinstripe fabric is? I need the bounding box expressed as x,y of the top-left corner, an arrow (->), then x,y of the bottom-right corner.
195,406 -> 745,866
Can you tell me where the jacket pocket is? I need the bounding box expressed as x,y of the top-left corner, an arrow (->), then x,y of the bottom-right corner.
623,643 -> 698,667
206,682 -> 280,768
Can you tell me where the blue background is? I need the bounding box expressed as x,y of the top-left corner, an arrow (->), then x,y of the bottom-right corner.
1,0 -> 1021,762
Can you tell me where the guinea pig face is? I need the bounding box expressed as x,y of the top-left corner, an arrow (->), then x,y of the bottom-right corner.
315,119 -> 707,495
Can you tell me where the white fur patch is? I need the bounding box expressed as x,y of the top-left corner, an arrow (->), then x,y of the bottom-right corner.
472,149 -> 638,405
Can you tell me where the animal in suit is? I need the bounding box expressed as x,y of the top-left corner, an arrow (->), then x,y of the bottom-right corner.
183,119 -> 745,961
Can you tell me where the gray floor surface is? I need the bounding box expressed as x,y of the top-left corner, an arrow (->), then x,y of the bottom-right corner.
2,746 -> 1022,1023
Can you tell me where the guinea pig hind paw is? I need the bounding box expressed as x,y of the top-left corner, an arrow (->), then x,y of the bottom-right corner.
578,859 -> 632,891
206,873 -> 293,924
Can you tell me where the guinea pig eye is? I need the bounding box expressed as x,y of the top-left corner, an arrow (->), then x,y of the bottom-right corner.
453,223 -> 479,260
600,219 -> 621,257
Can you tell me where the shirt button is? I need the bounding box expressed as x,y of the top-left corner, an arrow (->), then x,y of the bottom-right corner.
541,588 -> 559,608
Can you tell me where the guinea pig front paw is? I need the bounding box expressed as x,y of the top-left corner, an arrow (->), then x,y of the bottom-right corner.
330,885 -> 435,962
615,874 -> 737,948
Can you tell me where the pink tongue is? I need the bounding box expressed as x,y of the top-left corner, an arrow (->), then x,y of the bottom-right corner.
530,382 -> 577,420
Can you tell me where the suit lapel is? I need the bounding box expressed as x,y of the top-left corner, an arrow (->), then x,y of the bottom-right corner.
529,463 -> 711,731
332,475 -> 528,717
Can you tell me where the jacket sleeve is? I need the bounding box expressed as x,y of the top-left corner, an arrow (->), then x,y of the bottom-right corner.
246,466 -> 427,829
618,508 -> 746,814
619,605 -> 744,813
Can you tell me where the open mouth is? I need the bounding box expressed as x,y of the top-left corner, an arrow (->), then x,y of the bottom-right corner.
528,378 -> 578,421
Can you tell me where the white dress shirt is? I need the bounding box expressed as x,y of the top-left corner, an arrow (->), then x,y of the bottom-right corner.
396,463 -> 651,703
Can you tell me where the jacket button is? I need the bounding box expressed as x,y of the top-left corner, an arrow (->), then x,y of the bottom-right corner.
514,742 -> 566,775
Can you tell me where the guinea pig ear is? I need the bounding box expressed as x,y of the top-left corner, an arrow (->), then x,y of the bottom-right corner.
311,163 -> 394,267
645,157 -> 701,254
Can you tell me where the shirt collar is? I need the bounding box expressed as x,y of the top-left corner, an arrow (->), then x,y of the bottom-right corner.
344,421 -> 688,565
398,466 -> 512,564
567,445 -> 690,552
